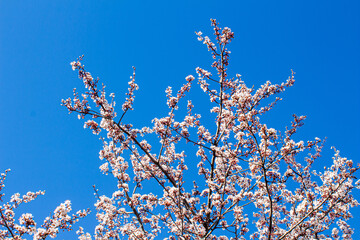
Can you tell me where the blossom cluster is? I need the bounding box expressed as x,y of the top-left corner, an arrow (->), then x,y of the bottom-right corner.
0,170 -> 89,239
3,19 -> 358,240
59,19 -> 360,239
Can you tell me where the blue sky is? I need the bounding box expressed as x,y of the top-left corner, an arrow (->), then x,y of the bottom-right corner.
0,0 -> 359,238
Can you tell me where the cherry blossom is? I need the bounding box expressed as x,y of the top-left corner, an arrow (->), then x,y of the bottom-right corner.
60,19 -> 359,239
3,19 -> 357,240
0,170 -> 89,239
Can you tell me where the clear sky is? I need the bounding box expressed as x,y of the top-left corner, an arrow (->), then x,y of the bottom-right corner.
0,0 -> 359,238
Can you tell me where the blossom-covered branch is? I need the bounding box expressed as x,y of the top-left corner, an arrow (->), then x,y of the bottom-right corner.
63,19 -> 360,239
0,170 -> 89,240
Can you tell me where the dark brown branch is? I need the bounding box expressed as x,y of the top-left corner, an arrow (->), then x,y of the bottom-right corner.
0,208 -> 15,239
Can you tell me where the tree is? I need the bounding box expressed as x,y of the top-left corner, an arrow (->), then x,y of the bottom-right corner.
1,19 -> 359,240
